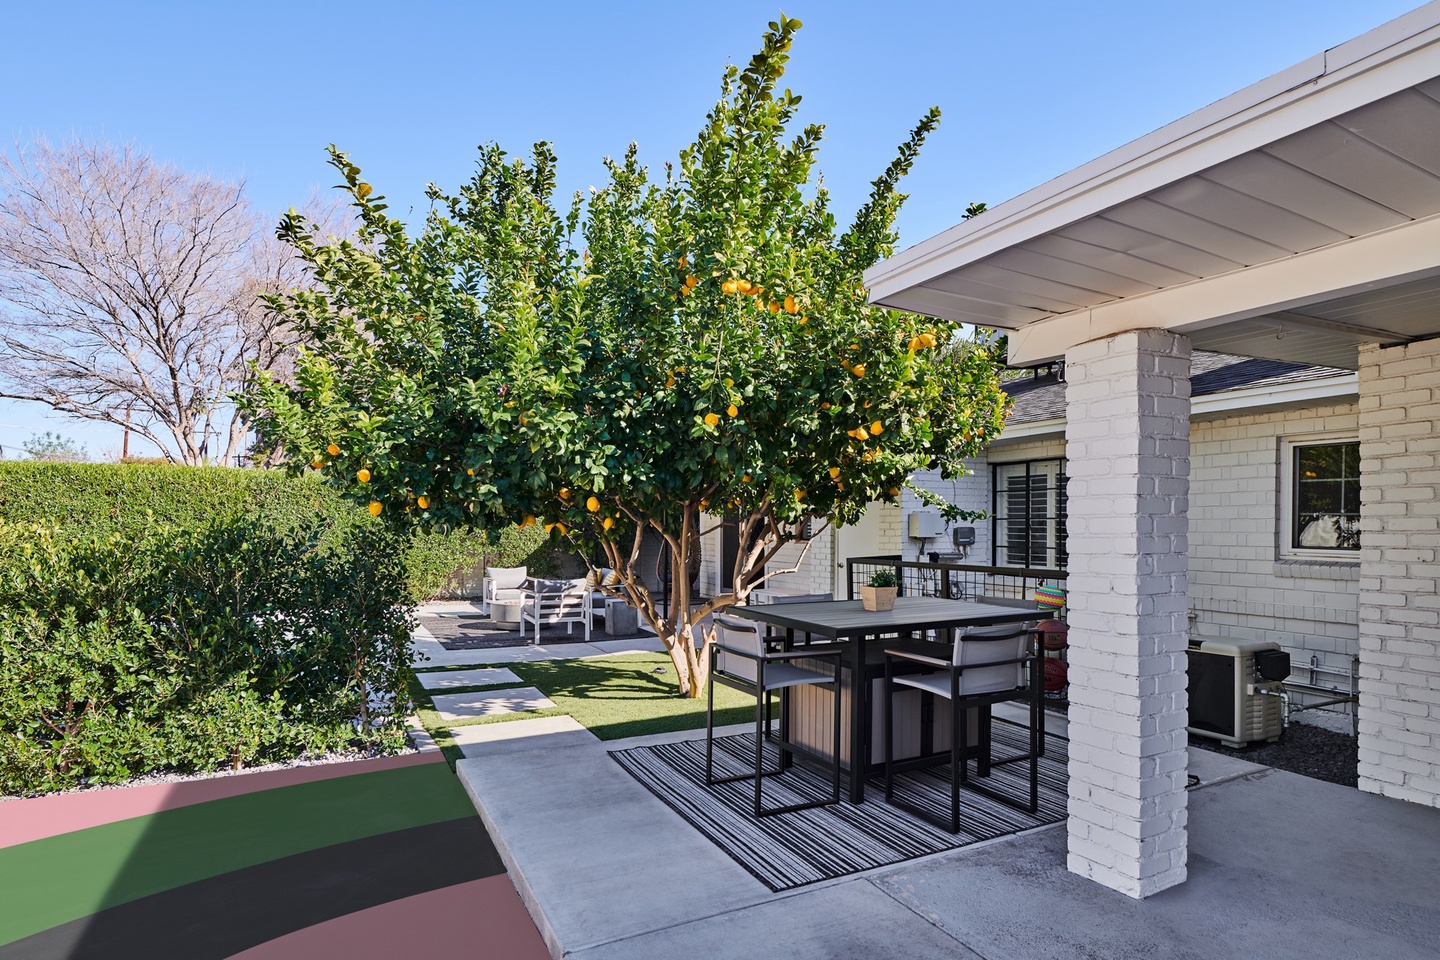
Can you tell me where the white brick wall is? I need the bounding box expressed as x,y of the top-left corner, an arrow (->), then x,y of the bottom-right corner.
1356,339 -> 1440,807
1189,403 -> 1361,670
1064,330 -> 1191,899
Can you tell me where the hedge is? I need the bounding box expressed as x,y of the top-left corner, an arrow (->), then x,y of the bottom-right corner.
0,516 -> 412,794
0,462 -> 555,600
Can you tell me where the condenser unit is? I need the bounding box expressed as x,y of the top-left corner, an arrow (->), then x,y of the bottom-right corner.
907,509 -> 947,540
1186,638 -> 1288,747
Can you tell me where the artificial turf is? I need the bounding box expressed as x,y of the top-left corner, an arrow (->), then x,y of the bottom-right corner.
0,761 -> 474,946
412,652 -> 775,765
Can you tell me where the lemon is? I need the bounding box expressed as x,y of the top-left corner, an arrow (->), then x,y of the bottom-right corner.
727,404 -> 739,417
310,460 -> 324,470
721,279 -> 739,295
704,412 -> 720,427
559,487 -> 572,500
737,279 -> 753,294
357,468 -> 371,483
829,467 -> 841,479
417,496 -> 430,509
467,468 -> 475,476
587,495 -> 601,512
871,421 -> 883,435
784,295 -> 798,314
920,332 -> 938,348
603,517 -> 615,531
768,301 -> 780,313
326,443 -> 341,456
368,501 -> 383,516
851,364 -> 866,378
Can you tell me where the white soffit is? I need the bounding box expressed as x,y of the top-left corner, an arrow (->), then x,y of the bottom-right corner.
866,3 -> 1440,368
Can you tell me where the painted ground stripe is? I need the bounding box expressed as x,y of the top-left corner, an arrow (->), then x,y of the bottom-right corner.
228,875 -> 549,960
0,761 -> 475,945
1,752 -> 442,850
0,816 -> 502,960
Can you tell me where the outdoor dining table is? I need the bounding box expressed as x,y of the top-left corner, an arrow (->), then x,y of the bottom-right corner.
731,596 -> 1041,803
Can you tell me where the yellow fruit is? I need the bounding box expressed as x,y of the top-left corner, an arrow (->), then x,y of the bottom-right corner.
908,336 -> 923,352
545,522 -> 556,533
784,295 -> 798,314
736,279 -> 753,294
829,467 -> 841,479
820,401 -> 831,410
889,487 -> 900,496
768,301 -> 780,313
586,496 -> 601,512
742,474 -> 752,483
727,404 -> 739,417
522,514 -> 535,527
919,332 -> 938,348
326,443 -> 341,456
603,517 -> 615,531
310,460 -> 323,470
679,255 -> 689,269
797,315 -> 808,326
368,501 -> 383,516
357,468 -> 371,483
721,279 -> 739,295
666,377 -> 676,388
871,421 -> 883,435
851,364 -> 866,378
559,487 -> 572,500
856,425 -> 870,440
556,521 -> 567,534
863,399 -> 871,408
794,489 -> 805,501
704,412 -> 720,427
685,274 -> 698,287
417,496 -> 430,509
467,468 -> 475,476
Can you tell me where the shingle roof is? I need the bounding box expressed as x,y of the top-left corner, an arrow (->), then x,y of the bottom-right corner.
1001,352 -> 1352,425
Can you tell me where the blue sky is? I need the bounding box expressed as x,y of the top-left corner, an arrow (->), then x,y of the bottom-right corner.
0,0 -> 1423,458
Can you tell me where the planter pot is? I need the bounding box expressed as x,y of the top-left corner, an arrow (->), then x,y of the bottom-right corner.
860,585 -> 897,612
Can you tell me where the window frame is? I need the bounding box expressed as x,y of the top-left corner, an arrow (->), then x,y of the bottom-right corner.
990,457 -> 1067,570
1278,433 -> 1362,561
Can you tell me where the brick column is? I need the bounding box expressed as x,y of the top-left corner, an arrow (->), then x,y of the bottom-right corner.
1357,339 -> 1440,807
1064,329 -> 1191,898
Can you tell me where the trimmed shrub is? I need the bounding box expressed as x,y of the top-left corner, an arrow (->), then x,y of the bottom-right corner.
0,462 -> 554,600
0,517 -> 414,795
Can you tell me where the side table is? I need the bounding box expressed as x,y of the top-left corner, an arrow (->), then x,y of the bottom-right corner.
604,598 -> 639,636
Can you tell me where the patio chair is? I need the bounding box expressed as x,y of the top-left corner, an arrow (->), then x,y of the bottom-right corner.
882,619 -> 1042,832
705,613 -> 842,818
520,577 -> 592,644
482,565 -> 528,617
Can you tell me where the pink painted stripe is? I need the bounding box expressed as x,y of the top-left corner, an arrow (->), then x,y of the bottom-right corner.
227,875 -> 550,960
0,752 -> 444,849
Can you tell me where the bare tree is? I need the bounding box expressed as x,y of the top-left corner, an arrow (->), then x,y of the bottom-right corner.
0,138 -> 316,466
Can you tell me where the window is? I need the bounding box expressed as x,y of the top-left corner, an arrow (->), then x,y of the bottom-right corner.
992,459 -> 1067,569
1286,440 -> 1361,553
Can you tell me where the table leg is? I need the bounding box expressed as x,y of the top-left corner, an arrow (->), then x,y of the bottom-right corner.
848,633 -> 866,803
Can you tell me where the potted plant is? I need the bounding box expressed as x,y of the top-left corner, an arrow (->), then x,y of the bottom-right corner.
860,570 -> 899,612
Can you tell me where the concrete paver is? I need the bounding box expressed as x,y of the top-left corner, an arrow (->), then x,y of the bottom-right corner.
449,716 -> 598,758
430,687 -> 554,721
415,667 -> 524,691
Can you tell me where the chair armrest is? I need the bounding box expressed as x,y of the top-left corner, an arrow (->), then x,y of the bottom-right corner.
884,648 -> 950,668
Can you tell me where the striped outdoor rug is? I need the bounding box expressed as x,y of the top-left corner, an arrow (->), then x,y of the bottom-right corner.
611,722 -> 1068,891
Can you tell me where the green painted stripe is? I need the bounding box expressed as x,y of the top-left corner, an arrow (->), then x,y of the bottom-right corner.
0,761 -> 476,946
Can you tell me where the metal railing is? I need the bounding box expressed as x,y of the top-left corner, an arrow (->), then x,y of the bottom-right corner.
844,555 -> 1067,612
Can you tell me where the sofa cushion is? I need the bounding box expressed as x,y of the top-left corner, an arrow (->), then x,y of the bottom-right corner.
487,565 -> 528,589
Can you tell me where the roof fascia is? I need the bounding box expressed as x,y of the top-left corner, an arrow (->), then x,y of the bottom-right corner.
866,3 -> 1440,311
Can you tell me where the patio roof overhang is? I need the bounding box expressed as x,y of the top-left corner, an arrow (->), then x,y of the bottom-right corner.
864,3 -> 1440,370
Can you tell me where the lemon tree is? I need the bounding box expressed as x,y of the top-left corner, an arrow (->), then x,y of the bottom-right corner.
249,16 -> 1007,697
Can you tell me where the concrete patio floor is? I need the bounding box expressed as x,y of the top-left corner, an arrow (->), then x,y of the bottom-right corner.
457,712 -> 1440,960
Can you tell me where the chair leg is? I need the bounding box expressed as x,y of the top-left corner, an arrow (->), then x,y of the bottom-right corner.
705,653 -> 716,786
753,690 -> 766,818
831,676 -> 842,806
884,659 -> 895,802
950,694 -> 961,833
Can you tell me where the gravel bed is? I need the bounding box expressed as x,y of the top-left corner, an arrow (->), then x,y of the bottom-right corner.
1189,718 -> 1358,788
0,745 -> 421,803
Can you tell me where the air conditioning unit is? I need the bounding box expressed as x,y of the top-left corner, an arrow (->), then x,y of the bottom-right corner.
907,509 -> 947,539
1187,638 -> 1288,747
